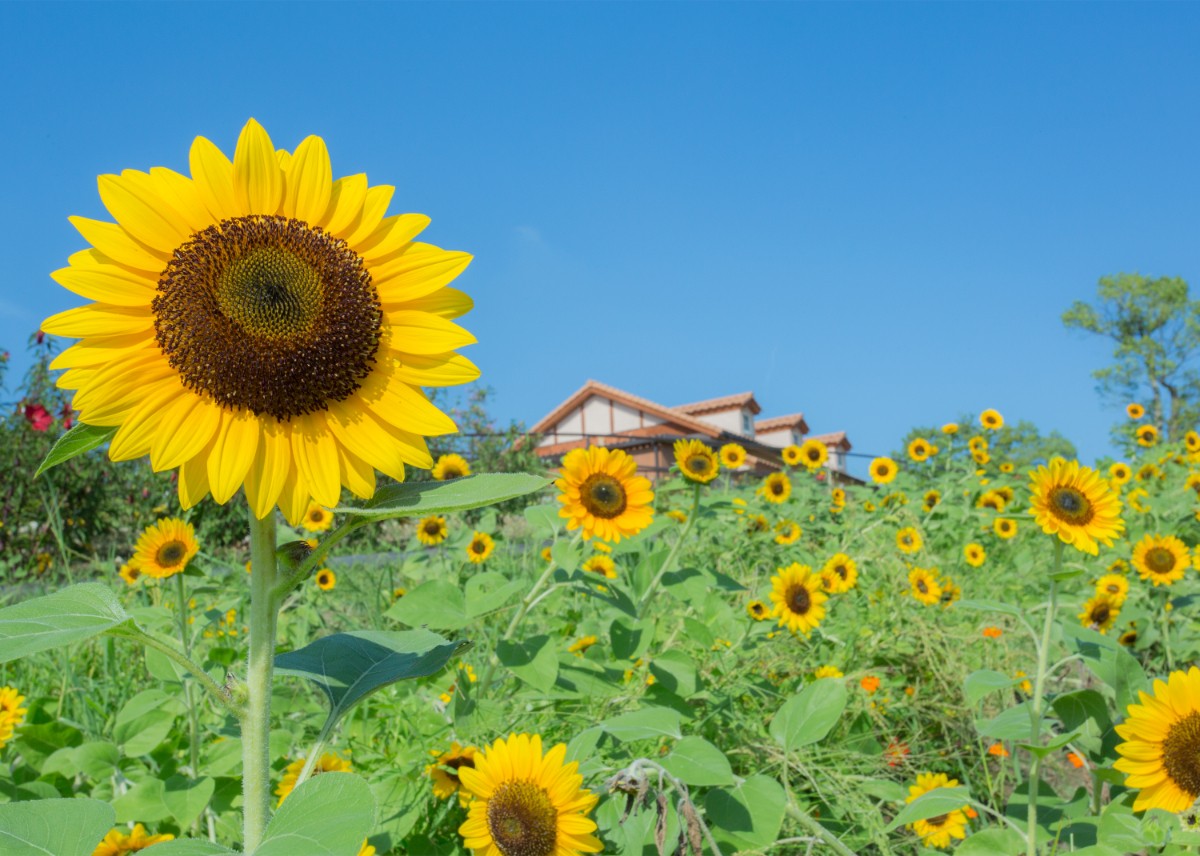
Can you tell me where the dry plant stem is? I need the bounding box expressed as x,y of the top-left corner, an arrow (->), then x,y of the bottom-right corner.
625,759 -> 725,856
782,800 -> 857,856
1026,539 -> 1062,856
636,483 -> 701,617
243,509 -> 279,851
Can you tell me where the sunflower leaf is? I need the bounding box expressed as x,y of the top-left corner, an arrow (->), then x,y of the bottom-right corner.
0,798 -> 115,856
253,772 -> 374,856
34,423 -> 117,478
0,583 -> 132,663
884,786 -> 972,831
274,630 -> 467,728
337,473 -> 551,520
769,679 -> 848,751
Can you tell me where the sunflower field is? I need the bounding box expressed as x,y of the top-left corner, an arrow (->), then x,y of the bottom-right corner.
2,119 -> 1200,856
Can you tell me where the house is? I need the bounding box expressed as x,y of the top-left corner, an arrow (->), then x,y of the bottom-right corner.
528,379 -> 853,481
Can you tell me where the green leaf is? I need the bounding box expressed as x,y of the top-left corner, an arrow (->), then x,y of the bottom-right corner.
162,775 -> 216,830
704,775 -> 787,850
964,670 -> 1016,705
113,689 -> 183,757
0,583 -> 131,663
769,679 -> 848,751
1053,689 -> 1112,733
495,634 -> 558,692
976,701 -> 1048,741
601,706 -> 683,742
35,423 -> 116,477
885,786 -> 971,831
139,842 -> 236,855
661,737 -> 734,786
523,503 -> 562,537
464,572 -> 524,619
610,617 -> 654,661
858,779 -> 909,802
383,580 -> 468,630
254,771 -> 375,856
337,473 -> 550,520
0,798 -> 114,856
1060,623 -> 1150,712
275,630 -> 466,732
956,599 -> 1026,619
648,651 -> 698,697
113,777 -> 171,823
955,828 -> 1027,855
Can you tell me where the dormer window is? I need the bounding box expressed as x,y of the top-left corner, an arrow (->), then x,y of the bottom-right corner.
742,411 -> 754,435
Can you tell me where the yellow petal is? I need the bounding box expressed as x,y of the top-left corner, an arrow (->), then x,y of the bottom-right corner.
148,167 -> 216,233
68,216 -> 166,272
151,393 -> 221,471
388,287 -> 474,320
232,118 -> 284,216
365,379 -> 458,436
373,245 -> 472,303
393,353 -> 481,388
50,265 -> 155,307
207,408 -> 261,503
108,381 -> 183,461
50,334 -> 155,370
357,214 -> 431,262
338,445 -> 376,499
326,401 -> 426,478
320,174 -> 367,234
244,419 -> 292,519
42,303 -> 154,338
386,310 -> 476,354
277,463 -> 310,527
97,173 -> 190,253
190,135 -> 237,222
290,414 -> 341,508
284,135 -> 333,225
339,184 -> 393,244
178,446 -> 213,509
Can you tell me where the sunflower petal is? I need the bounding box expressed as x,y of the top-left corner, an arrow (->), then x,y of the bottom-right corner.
285,135 -> 333,225
232,118 -> 284,216
373,245 -> 472,303
291,414 -> 342,508
97,173 -> 191,253
393,353 -> 481,388
320,174 -> 368,234
386,311 -> 476,354
68,216 -> 166,272
50,265 -> 155,307
358,214 -> 431,261
147,167 -> 215,233
190,135 -> 237,221
208,408 -> 260,504
340,184 -> 393,244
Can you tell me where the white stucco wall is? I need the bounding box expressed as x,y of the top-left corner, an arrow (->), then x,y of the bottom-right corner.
694,408 -> 755,437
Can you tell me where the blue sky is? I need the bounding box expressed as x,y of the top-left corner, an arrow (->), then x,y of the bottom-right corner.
2,2 -> 1197,473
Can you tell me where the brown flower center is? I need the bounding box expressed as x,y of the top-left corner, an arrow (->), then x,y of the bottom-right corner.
486,780 -> 558,856
916,580 -> 929,594
154,215 -> 380,420
1146,547 -> 1178,575
156,541 -> 187,568
579,474 -> 627,519
1047,486 -> 1094,525
786,584 -> 812,615
686,456 -> 711,475
1163,711 -> 1200,800
442,465 -> 464,479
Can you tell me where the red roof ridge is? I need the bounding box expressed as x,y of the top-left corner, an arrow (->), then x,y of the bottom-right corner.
675,391 -> 761,416
755,413 -> 808,432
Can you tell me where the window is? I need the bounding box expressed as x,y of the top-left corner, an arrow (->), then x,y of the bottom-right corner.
742,411 -> 754,435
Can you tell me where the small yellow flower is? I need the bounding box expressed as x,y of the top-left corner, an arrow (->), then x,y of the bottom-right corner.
869,457 -> 898,484
426,742 -> 478,804
963,543 -> 986,567
1126,403 -> 1145,420
719,443 -> 747,468
1109,462 -> 1132,486
813,665 -> 843,679
568,635 -> 598,656
797,439 -> 829,470
774,519 -> 802,545
315,568 -> 336,591
746,600 -> 769,621
993,518 -> 1017,539
896,527 -> 923,554
908,438 -> 933,462
466,531 -> 495,564
674,438 -> 719,484
908,568 -> 941,606
941,423 -> 959,435
1137,424 -> 1158,447
760,472 -> 792,504
300,501 -> 334,533
980,409 -> 1004,430
432,453 -> 471,480
665,509 -> 688,524
581,555 -> 617,579
416,515 -> 449,546
276,754 -> 352,805
92,823 -> 174,856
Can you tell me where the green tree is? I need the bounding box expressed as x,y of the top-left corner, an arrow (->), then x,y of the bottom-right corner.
1063,273 -> 1200,441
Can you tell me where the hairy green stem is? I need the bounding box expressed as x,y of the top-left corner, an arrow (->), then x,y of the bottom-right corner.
783,799 -> 857,856
175,575 -> 201,781
636,483 -> 701,616
243,509 -> 279,851
1160,590 -> 1175,670
107,626 -> 235,716
1026,540 -> 1062,856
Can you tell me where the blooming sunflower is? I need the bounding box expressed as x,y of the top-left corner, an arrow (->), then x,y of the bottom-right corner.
939,578 -> 962,607
980,409 -> 1004,430
0,686 -> 28,750
976,490 -> 1006,512
467,532 -> 495,564
869,457 -> 898,484
1114,666 -> 1200,812
665,509 -> 687,524
908,568 -> 942,606
1187,431 -> 1200,454
315,568 -> 336,591
427,742 -> 479,804
908,438 -> 933,462
458,732 -> 601,856
822,553 -> 858,593
993,518 -> 1017,540
93,824 -> 174,856
967,436 -> 988,455
719,443 -> 746,469
580,555 -> 617,579
1095,573 -> 1130,604
746,514 -> 770,535
905,773 -> 969,849
1079,594 -> 1119,633
1137,425 -> 1159,447
433,453 -> 472,481
798,439 -> 829,470
416,515 -> 449,546
896,527 -> 923,554
555,446 -> 653,543
1132,534 -> 1193,586
276,753 -> 352,805
1109,462 -> 1132,486
774,519 -> 802,545
127,518 -> 198,579
814,665 -> 843,679
300,502 -> 334,533
781,444 -> 803,467
567,636 -> 597,656
673,439 -> 719,484
746,600 -> 769,621
760,472 -> 792,504
43,119 -> 477,526
941,423 -> 959,435
922,490 -> 941,512
1127,403 -> 1145,420
963,543 -> 986,567
999,462 -> 1014,473
118,563 -> 142,585
768,563 -> 828,636
1028,459 -> 1124,555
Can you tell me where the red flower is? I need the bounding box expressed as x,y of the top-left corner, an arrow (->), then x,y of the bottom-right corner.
24,403 -> 53,432
61,404 -> 73,430
884,739 -> 910,767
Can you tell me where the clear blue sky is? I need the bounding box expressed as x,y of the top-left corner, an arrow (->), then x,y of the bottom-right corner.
2,2 -> 1197,472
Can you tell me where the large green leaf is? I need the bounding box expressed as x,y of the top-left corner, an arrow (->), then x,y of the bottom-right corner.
0,584 -> 131,663
275,630 -> 466,730
0,798 -> 114,856
769,679 -> 848,751
253,771 -> 375,856
1060,623 -> 1150,711
383,580 -> 468,630
143,842 -> 236,855
336,474 -> 550,520
35,423 -> 116,477
496,634 -> 558,692
885,786 -> 972,831
705,775 -> 787,850
600,706 -> 683,742
964,669 -> 1016,705
661,736 -> 734,786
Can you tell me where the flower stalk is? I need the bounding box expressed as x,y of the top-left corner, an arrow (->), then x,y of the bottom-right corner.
1026,539 -> 1062,856
242,508 -> 280,851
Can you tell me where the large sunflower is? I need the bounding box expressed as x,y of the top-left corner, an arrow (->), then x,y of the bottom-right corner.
1115,666 -> 1200,812
673,439 -> 719,484
42,119 -> 477,526
760,472 -> 792,504
555,447 -> 653,543
458,732 -> 601,856
1132,534 -> 1193,586
128,518 -> 198,579
719,443 -> 746,469
416,515 -> 449,546
869,457 -> 898,484
905,772 -> 969,848
768,563 -> 828,636
1028,459 -> 1124,555
798,439 -> 829,470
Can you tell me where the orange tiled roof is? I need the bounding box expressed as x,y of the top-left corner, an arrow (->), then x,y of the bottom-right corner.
528,379 -> 725,439
755,413 -> 808,433
808,431 -> 851,450
675,391 -> 761,416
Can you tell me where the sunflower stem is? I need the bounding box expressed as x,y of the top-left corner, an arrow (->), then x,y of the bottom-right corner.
243,509 -> 279,851
1160,590 -> 1175,670
1026,540 -> 1062,856
175,573 -> 201,784
636,483 -> 701,617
